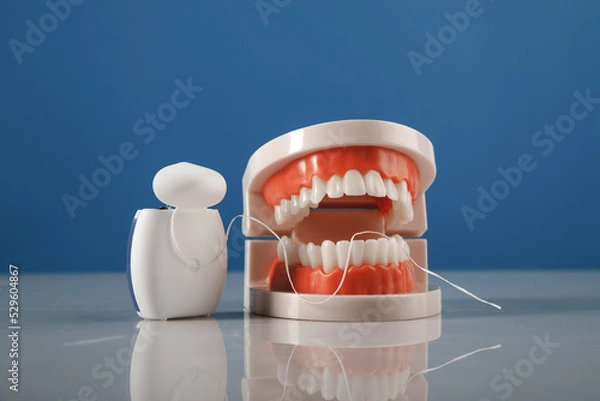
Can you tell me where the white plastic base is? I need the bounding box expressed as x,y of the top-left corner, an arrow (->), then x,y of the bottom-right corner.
249,285 -> 441,321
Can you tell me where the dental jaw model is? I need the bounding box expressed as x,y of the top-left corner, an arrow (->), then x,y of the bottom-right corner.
242,120 -> 440,321
128,162 -> 228,319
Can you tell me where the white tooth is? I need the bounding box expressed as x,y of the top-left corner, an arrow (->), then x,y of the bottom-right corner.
395,181 -> 407,202
386,372 -> 395,400
298,244 -> 311,266
364,239 -> 378,265
388,237 -> 399,264
342,169 -> 366,196
351,375 -> 365,401
297,368 -> 307,392
398,368 -> 410,394
402,240 -> 411,257
308,368 -> 322,395
321,367 -> 336,400
285,238 -> 301,265
326,175 -> 344,198
299,187 -> 312,208
311,176 -> 327,204
297,368 -> 318,394
395,235 -> 410,260
367,375 -> 379,400
365,170 -> 386,197
350,240 -> 365,267
392,181 -> 414,224
385,179 -> 399,200
336,371 -> 349,401
321,240 -> 337,273
404,201 -> 414,223
376,238 -> 389,265
280,199 -> 290,222
335,240 -> 351,270
391,371 -> 399,399
391,200 -> 403,221
406,203 -> 415,223
276,236 -> 287,260
399,180 -> 412,205
283,214 -> 298,226
274,205 -> 284,225
379,374 -> 389,401
403,187 -> 413,210
290,194 -> 300,216
298,210 -> 308,220
289,364 -> 302,386
307,242 -> 322,268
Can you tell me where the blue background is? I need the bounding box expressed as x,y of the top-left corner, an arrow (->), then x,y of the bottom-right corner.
1,0 -> 598,273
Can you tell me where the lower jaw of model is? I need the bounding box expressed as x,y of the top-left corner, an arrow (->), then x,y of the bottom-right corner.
264,147 -> 420,295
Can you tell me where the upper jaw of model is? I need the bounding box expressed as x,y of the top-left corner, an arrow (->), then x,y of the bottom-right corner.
242,120 -> 436,295
271,165 -> 415,227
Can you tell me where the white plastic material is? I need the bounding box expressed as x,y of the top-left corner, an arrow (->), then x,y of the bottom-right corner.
153,162 -> 227,208
241,120 -> 440,321
242,119 -> 436,237
128,162 -> 228,320
249,285 -> 441,321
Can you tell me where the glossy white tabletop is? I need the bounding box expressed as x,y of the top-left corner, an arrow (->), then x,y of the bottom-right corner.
0,270 -> 598,401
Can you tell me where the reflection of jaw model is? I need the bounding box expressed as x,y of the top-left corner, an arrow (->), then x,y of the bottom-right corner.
242,120 -> 440,320
273,345 -> 413,401
243,315 -> 441,401
129,319 -> 227,401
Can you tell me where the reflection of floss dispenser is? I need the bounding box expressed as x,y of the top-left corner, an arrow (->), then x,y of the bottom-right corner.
127,162 -> 228,319
242,120 -> 440,321
130,319 -> 228,400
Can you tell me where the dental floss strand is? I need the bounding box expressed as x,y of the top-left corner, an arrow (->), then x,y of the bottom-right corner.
170,213 -> 502,310
277,345 -> 297,401
155,162 -> 228,273
278,345 -> 353,401
278,341 -> 501,400
169,208 -> 200,271
230,216 -> 501,309
408,343 -> 502,381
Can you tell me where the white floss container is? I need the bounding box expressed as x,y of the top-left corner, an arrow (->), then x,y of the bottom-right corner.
128,162 -> 228,319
